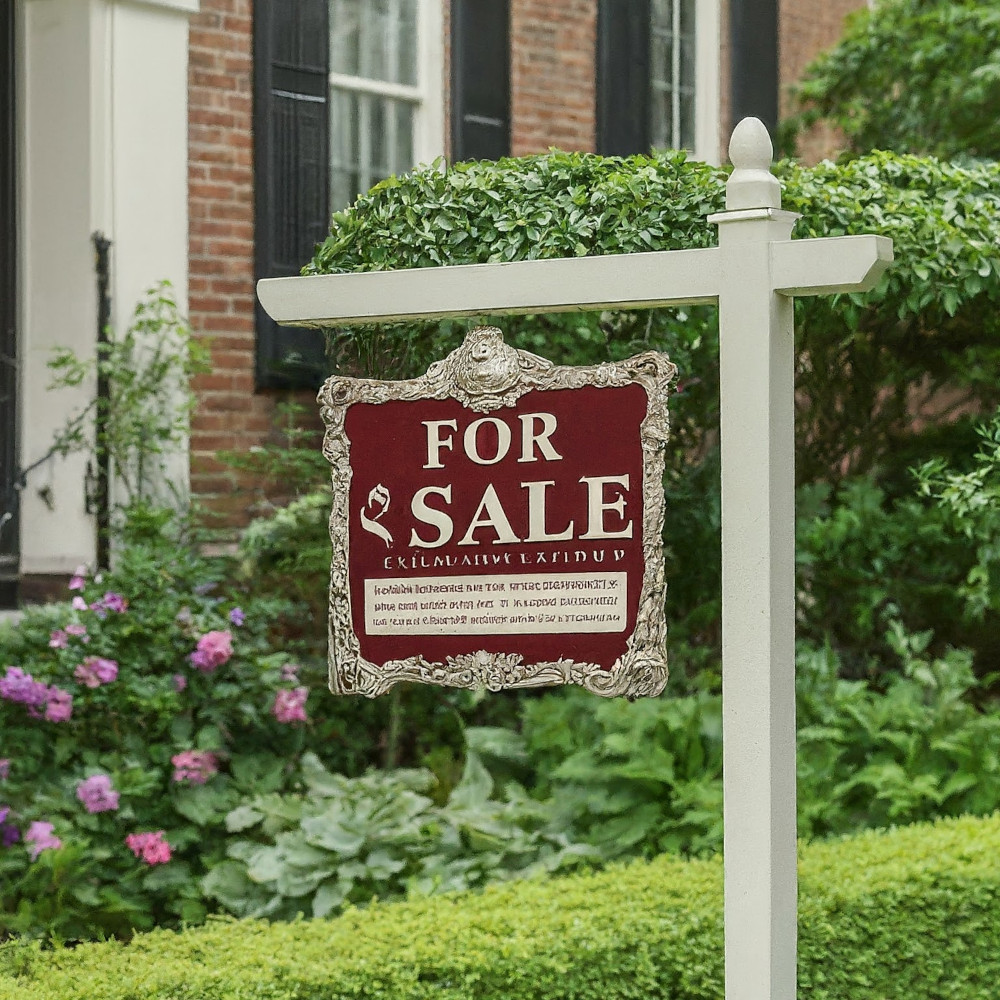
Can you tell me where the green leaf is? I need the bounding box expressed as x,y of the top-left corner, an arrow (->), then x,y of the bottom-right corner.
448,752 -> 494,810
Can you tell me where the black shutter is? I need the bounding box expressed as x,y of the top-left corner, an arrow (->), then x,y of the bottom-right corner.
253,0 -> 330,389
451,0 -> 510,161
729,0 -> 778,140
1,0 -> 18,605
596,0 -> 651,156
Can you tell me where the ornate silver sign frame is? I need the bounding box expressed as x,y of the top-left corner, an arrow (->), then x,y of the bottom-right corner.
317,326 -> 677,699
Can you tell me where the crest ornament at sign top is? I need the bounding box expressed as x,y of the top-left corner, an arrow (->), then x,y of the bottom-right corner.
318,326 -> 677,699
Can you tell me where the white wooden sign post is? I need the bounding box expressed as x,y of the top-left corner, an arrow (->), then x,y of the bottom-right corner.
259,117 -> 893,1000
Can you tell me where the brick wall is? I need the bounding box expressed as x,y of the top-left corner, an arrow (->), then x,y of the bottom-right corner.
510,0 -> 596,156
188,0 -> 317,531
780,0 -> 867,162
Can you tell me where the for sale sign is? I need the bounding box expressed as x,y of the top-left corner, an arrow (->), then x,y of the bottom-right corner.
318,326 -> 676,698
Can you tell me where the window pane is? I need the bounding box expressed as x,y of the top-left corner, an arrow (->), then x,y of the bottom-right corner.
330,0 -> 418,85
330,0 -> 361,76
330,87 -> 415,205
649,0 -> 697,152
329,87 -> 361,208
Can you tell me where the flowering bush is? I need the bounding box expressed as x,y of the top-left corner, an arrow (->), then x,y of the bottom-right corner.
0,506 -> 350,942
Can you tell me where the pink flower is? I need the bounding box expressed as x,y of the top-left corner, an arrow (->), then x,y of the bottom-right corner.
25,821 -> 62,859
100,592 -> 128,613
280,662 -> 300,682
73,656 -> 118,688
76,774 -> 119,814
0,759 -> 9,780
171,750 -> 219,785
125,830 -> 171,865
0,667 -> 49,708
189,630 -> 233,673
273,687 -> 308,724
173,673 -> 187,692
64,623 -> 89,643
71,596 -> 88,611
44,687 -> 73,723
68,567 -> 87,591
48,630 -> 68,649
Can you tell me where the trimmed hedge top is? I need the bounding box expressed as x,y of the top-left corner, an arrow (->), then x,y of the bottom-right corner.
308,150 -> 1000,326
2,812 -> 999,999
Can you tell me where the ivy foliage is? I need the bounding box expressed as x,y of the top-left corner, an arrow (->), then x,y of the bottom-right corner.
306,150 -> 1000,673
787,0 -> 1000,160
3,812 -> 1000,999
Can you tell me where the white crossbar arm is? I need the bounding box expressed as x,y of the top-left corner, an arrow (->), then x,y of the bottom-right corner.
257,247 -> 721,328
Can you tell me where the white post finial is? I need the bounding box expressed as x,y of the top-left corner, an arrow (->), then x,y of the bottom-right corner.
726,117 -> 781,211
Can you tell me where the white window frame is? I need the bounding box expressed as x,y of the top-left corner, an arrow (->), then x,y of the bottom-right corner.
693,0 -> 721,164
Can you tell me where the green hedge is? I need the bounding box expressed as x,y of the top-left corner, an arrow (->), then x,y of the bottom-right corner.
2,812 -> 998,999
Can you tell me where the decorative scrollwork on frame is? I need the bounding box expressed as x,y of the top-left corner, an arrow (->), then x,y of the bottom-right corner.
317,326 -> 677,700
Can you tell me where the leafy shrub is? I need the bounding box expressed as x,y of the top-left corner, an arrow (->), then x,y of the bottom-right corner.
795,478 -> 972,676
916,408 -> 1000,655
203,749 -> 594,922
513,624 -> 1000,859
46,282 -> 209,509
0,506 -> 375,941
786,0 -> 1000,160
3,812 -> 999,1000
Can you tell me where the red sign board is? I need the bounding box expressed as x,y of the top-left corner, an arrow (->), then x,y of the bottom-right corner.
318,327 -> 676,698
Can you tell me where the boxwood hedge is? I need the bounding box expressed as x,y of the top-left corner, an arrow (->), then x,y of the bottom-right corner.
2,812 -> 998,999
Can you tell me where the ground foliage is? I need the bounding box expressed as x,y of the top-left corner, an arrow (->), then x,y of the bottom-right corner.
786,0 -> 1000,160
7,149 -> 1000,945
3,813 -> 999,1000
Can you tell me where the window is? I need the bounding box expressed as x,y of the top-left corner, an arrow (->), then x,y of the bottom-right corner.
596,0 -> 719,163
328,0 -> 444,209
649,0 -> 696,152
253,0 -> 445,388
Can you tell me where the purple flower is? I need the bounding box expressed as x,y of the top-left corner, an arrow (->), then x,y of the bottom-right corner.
76,774 -> 120,814
0,667 -> 49,708
171,750 -> 219,785
0,806 -> 19,847
189,630 -> 233,673
64,623 -> 89,643
273,687 -> 308,724
73,656 -> 118,688
229,607 -> 245,627
71,595 -> 88,611
44,687 -> 73,723
193,582 -> 217,597
173,673 -> 187,692
25,821 -> 62,860
100,592 -> 128,613
48,630 -> 68,649
0,759 -> 9,780
125,830 -> 171,865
